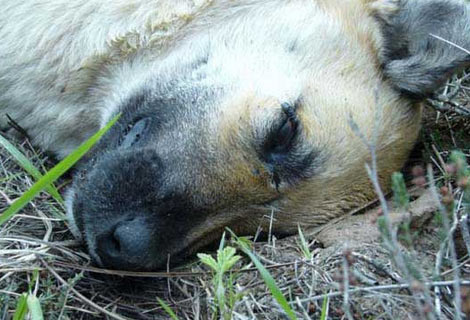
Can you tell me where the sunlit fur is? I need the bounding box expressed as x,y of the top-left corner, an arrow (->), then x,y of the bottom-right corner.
1,0 -> 469,269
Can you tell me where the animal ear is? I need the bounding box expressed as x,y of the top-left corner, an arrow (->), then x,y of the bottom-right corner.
370,0 -> 470,99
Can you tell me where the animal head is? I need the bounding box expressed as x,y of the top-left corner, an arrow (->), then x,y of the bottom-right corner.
63,0 -> 470,270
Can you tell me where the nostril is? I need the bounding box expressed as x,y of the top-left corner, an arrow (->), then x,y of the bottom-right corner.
111,231 -> 121,253
95,217 -> 152,269
96,229 -> 122,261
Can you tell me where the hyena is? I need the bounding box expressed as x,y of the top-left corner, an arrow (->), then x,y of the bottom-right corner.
0,0 -> 469,270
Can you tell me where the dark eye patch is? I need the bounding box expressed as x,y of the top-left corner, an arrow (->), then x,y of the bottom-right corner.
121,117 -> 151,148
257,102 -> 318,189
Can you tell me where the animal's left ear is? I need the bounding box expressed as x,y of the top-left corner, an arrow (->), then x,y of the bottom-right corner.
370,0 -> 470,99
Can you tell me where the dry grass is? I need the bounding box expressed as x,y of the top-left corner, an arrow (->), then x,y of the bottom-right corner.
1,73 -> 470,319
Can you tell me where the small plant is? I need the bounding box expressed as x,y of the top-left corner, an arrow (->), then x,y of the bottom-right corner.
450,150 -> 470,200
448,151 -> 470,257
296,225 -> 313,260
391,172 -> 415,247
13,270 -> 44,320
197,234 -> 243,320
391,172 -> 410,211
14,293 -> 44,320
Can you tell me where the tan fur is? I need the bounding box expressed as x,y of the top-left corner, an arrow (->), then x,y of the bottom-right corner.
196,1 -> 422,234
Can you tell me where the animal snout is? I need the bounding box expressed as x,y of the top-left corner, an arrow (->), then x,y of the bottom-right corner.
95,217 -> 153,269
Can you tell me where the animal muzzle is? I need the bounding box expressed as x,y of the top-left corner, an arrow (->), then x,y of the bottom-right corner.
94,217 -> 154,270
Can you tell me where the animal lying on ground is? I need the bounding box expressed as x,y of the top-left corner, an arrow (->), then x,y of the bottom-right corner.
1,0 -> 469,270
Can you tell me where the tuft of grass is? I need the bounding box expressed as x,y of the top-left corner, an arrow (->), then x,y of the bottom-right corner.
296,225 -> 313,260
391,172 -> 415,247
229,229 -> 298,320
0,134 -> 64,205
0,114 -> 120,226
450,150 -> 470,202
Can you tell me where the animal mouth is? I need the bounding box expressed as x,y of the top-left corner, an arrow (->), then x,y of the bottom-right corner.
67,197 -> 282,270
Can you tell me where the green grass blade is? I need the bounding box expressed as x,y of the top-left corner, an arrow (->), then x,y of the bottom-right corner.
157,298 -> 179,320
320,295 -> 328,320
13,294 -> 28,320
0,134 -> 64,204
229,230 -> 298,320
297,225 -> 312,260
0,114 -> 120,226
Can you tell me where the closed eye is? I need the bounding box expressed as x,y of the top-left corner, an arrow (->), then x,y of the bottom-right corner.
121,117 -> 150,148
262,102 -> 299,163
257,101 -> 317,189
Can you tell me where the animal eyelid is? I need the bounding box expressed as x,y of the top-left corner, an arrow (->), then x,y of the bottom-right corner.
280,102 -> 296,119
120,117 -> 151,148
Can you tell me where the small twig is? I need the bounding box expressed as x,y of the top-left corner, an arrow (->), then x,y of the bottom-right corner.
295,280 -> 470,304
430,34 -> 470,55
166,253 -> 172,301
440,258 -> 470,277
39,257 -> 130,320
444,114 -> 458,148
242,294 -> 257,318
57,284 -> 73,320
268,209 -> 274,246
352,252 -> 402,283
342,253 -> 353,320
295,296 -> 312,320
0,190 -> 13,205
30,204 -> 52,243
52,260 -> 300,278
432,144 -> 448,174
427,65 -> 470,117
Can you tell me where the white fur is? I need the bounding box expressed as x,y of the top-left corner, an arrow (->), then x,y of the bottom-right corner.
64,188 -> 81,240
0,0 -> 375,156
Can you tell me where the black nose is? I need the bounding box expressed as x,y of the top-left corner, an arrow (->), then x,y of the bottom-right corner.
96,217 -> 152,269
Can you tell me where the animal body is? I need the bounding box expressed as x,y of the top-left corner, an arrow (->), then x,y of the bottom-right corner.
0,0 -> 469,270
